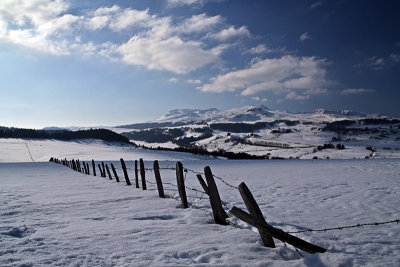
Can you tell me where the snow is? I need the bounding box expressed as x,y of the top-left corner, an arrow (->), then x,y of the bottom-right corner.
116,105 -> 400,159
0,138 -> 206,163
1,138 -> 400,266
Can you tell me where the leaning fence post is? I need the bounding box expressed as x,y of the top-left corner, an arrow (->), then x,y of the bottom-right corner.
229,206 -> 326,254
120,158 -> 132,185
86,162 -> 90,175
238,182 -> 275,248
196,174 -> 209,195
176,162 -> 188,208
135,160 -> 139,188
111,163 -> 120,182
105,164 -> 112,180
204,166 -> 229,225
101,161 -> 106,177
77,159 -> 82,173
92,159 -> 96,176
153,160 -> 165,198
98,164 -> 104,177
82,161 -> 87,174
140,158 -> 147,190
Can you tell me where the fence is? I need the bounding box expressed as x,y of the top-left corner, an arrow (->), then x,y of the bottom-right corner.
49,157 -> 400,255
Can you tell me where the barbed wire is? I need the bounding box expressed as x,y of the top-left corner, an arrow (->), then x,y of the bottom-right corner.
53,157 -> 400,237
287,219 -> 400,234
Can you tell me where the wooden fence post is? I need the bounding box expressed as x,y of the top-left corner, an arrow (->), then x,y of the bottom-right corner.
72,159 -> 77,171
120,158 -> 132,185
229,207 -> 327,254
111,163 -> 120,182
196,174 -> 209,195
105,164 -> 112,180
92,159 -> 96,176
238,182 -> 275,248
98,164 -> 104,177
140,158 -> 147,190
204,166 -> 229,225
101,162 -> 106,177
153,160 -> 165,198
135,160 -> 139,188
176,162 -> 188,209
82,161 -> 87,174
77,160 -> 82,173
86,162 -> 90,175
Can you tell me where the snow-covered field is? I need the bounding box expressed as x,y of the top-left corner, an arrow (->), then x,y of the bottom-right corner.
1,139 -> 399,266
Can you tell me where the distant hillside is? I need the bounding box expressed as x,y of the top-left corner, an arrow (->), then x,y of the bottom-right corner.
117,105 -> 400,159
0,127 -> 131,144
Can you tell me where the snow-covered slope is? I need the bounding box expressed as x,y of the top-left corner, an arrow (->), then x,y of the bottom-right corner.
118,105 -> 400,159
0,139 -> 208,163
1,159 -> 399,266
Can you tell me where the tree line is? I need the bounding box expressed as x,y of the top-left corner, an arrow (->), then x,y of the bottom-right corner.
0,127 -> 131,144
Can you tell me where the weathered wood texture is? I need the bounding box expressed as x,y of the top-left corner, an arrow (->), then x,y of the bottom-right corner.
238,182 -> 275,248
98,164 -> 104,177
230,206 -> 327,254
140,158 -> 147,190
153,160 -> 165,198
204,166 -> 229,225
92,159 -> 96,176
196,174 -> 209,195
111,163 -> 120,182
134,160 -> 139,188
175,162 -> 188,208
120,158 -> 132,185
101,162 -> 106,177
105,164 -> 112,180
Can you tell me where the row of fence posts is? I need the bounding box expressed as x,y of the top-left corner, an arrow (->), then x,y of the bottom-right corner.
49,156 -> 326,254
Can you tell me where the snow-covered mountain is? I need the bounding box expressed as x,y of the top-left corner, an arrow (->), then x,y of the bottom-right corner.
118,105 -> 400,160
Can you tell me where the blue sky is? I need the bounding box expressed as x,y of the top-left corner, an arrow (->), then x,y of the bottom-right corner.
1,0 -> 399,128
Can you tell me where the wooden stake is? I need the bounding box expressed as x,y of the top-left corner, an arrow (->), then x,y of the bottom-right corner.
238,182 -> 275,248
135,160 -> 139,188
153,160 -> 165,198
100,162 -> 105,177
204,166 -> 229,225
111,163 -> 120,182
140,158 -> 147,190
98,164 -> 103,177
230,206 -> 326,254
196,174 -> 209,195
92,159 -> 96,176
120,158 -> 131,185
105,164 -> 112,180
176,162 -> 188,208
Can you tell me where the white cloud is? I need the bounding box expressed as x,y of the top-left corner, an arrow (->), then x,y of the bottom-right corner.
299,32 -> 311,42
86,15 -> 110,30
109,8 -> 150,31
167,0 -> 205,6
0,0 -> 77,55
285,91 -> 310,100
187,79 -> 202,84
118,35 -> 219,74
310,2 -> 322,8
369,56 -> 385,70
340,88 -> 375,95
177,13 -> 222,34
200,55 -> 328,99
168,77 -> 179,83
390,53 -> 400,62
0,1 -> 224,73
246,44 -> 269,54
211,25 -> 250,41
